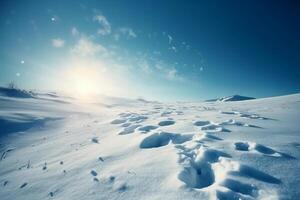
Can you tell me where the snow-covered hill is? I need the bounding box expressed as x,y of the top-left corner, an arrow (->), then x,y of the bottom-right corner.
0,90 -> 300,200
206,95 -> 256,102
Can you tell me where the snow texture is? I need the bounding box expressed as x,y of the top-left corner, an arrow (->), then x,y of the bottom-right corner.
0,89 -> 300,200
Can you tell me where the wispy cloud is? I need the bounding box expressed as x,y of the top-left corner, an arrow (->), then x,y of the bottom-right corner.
138,59 -> 152,74
68,24 -> 184,83
169,46 -> 177,52
121,28 -> 136,38
51,38 -> 65,48
71,27 -> 79,36
93,14 -> 111,35
114,27 -> 137,41
155,61 -> 184,81
71,37 -> 107,56
166,68 -> 180,81
167,35 -> 172,44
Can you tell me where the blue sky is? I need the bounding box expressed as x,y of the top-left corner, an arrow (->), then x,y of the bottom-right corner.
0,0 -> 299,101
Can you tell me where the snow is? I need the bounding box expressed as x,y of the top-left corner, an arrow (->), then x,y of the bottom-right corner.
207,95 -> 256,102
0,89 -> 300,200
0,87 -> 34,99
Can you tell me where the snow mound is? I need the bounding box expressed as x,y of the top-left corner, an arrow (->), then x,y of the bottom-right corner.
0,114 -> 60,135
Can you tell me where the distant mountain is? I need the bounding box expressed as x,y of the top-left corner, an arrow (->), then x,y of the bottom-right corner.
206,95 -> 255,102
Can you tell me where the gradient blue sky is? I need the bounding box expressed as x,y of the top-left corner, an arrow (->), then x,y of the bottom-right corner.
0,0 -> 299,101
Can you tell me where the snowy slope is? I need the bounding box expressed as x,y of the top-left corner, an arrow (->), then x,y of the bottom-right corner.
0,90 -> 300,200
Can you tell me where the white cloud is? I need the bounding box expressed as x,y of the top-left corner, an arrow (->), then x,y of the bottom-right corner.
93,14 -> 111,35
168,35 -> 172,44
154,61 -> 184,81
114,27 -> 137,41
138,59 -> 152,74
71,37 -> 107,56
169,46 -> 177,52
166,68 -> 183,81
119,27 -> 137,38
71,27 -> 79,36
52,38 -> 65,48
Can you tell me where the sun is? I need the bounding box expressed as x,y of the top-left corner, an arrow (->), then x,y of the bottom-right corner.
62,58 -> 107,98
68,67 -> 98,96
60,57 -> 127,100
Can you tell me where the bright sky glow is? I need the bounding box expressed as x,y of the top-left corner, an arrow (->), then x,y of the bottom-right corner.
60,57 -> 125,98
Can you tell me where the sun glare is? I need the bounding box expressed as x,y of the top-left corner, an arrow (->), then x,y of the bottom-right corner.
68,67 -> 98,96
63,58 -> 108,98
